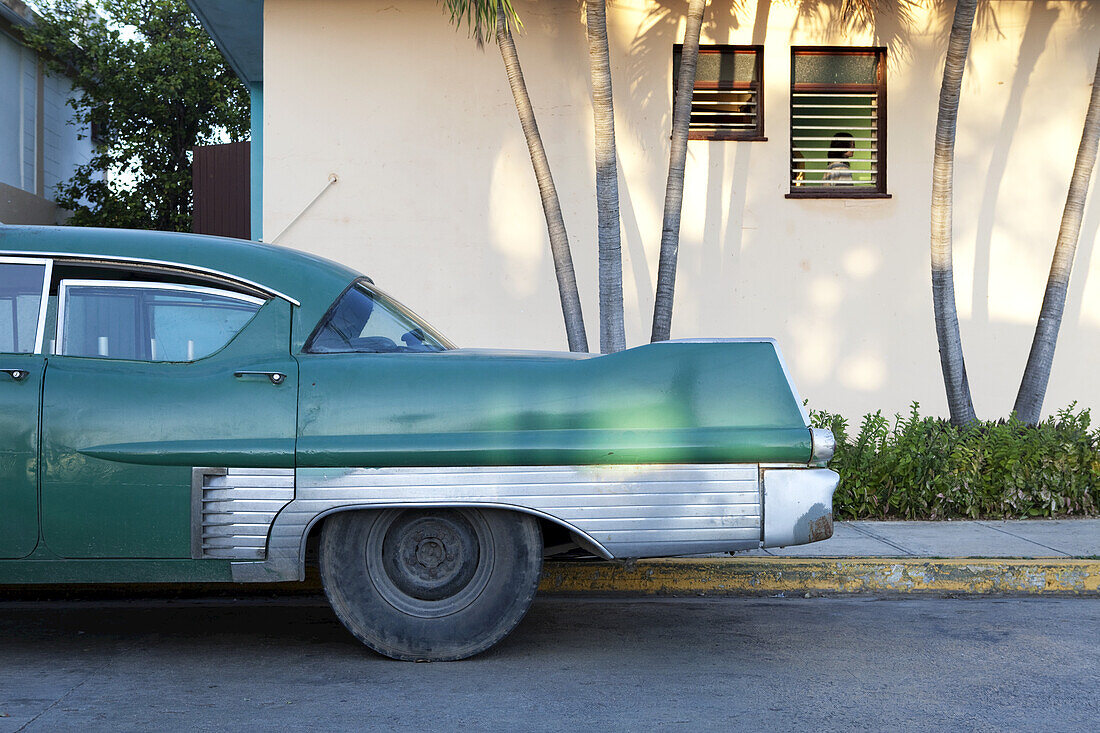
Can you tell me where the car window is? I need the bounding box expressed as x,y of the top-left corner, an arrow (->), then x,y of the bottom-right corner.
306,281 -> 452,354
57,280 -> 265,362
0,259 -> 49,354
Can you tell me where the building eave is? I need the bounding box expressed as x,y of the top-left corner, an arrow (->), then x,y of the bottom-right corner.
0,0 -> 35,28
186,0 -> 263,84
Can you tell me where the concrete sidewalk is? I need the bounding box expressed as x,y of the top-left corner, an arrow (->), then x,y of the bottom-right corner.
745,519 -> 1099,559
541,519 -> 1100,596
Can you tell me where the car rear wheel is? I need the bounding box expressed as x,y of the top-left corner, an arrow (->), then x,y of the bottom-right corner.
319,507 -> 543,661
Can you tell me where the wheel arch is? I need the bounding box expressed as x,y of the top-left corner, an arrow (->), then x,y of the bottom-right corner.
299,502 -> 613,573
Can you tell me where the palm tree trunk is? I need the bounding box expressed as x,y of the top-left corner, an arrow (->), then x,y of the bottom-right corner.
496,3 -> 589,352
587,0 -> 626,354
1013,50 -> 1100,424
651,0 -> 707,343
931,0 -> 978,426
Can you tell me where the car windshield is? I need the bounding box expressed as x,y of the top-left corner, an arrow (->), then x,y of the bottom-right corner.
306,281 -> 454,354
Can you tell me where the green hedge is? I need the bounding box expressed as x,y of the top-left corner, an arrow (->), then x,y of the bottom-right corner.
810,403 -> 1099,520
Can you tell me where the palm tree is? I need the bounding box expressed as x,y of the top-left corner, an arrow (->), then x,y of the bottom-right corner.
587,0 -> 626,354
442,0 -> 589,352
651,0 -> 708,343
930,0 -> 978,426
1013,49 -> 1100,424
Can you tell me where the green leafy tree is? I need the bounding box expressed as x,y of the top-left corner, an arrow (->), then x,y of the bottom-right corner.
23,0 -> 249,231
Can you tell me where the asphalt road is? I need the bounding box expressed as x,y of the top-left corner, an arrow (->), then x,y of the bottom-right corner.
0,595 -> 1097,732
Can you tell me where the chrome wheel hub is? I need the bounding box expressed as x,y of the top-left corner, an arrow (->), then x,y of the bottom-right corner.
367,509 -> 495,618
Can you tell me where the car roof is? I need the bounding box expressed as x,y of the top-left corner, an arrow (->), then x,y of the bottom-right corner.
0,225 -> 361,347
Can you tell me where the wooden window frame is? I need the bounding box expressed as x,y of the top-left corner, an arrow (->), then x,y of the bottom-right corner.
786,46 -> 890,199
673,44 -> 766,142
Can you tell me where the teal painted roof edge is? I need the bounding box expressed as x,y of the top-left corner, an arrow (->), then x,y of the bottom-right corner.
0,224 -> 360,348
186,0 -> 263,84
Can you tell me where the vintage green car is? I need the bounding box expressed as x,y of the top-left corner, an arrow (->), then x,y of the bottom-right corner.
0,225 -> 837,660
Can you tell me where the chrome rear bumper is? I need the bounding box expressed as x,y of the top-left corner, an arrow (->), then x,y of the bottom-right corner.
762,467 -> 840,548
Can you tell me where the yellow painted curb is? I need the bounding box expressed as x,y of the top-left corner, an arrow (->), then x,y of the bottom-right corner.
3,559 -> 1096,599
537,558 -> 1100,595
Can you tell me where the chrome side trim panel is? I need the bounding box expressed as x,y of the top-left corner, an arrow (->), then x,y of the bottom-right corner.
232,464 -> 762,581
762,468 -> 839,548
191,467 -> 295,560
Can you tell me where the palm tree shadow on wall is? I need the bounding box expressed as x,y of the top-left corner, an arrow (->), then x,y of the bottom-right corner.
703,0 -> 769,333
623,0 -> 752,149
619,0 -> 752,335
619,0 -> 920,337
970,0 -> 1059,328
1062,0 -> 1100,342
629,0 -> 760,333
790,0 -> 918,64
622,0 -> 925,138
971,1 -> 1098,332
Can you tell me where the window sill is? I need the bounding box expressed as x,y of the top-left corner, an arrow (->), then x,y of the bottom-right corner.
785,191 -> 892,199
685,134 -> 768,142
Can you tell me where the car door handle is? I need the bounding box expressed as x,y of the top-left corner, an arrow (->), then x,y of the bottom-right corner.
234,370 -> 287,385
1,368 -> 30,381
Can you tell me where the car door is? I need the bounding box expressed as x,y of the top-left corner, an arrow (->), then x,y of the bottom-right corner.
0,257 -> 50,559
41,275 -> 298,559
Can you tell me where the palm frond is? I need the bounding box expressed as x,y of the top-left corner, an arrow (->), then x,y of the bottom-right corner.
439,0 -> 522,44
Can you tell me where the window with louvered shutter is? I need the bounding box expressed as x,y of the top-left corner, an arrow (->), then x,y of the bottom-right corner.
788,47 -> 889,198
673,45 -> 765,141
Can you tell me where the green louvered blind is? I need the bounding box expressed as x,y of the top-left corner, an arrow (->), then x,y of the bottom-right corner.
673,45 -> 764,141
789,48 -> 887,196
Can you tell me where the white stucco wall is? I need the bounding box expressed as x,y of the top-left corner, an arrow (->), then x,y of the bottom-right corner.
263,0 -> 1100,421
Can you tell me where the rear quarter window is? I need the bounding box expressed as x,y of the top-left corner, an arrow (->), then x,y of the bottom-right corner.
306,281 -> 452,354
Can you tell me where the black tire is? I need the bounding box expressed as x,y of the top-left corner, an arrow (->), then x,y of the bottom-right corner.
319,507 -> 543,661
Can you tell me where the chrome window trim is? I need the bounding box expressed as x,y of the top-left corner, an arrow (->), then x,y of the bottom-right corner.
361,281 -> 457,350
0,255 -> 52,355
303,277 -> 457,354
35,260 -> 52,355
0,256 -> 50,265
667,337 -> 811,426
0,250 -> 301,306
56,278 -> 267,361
